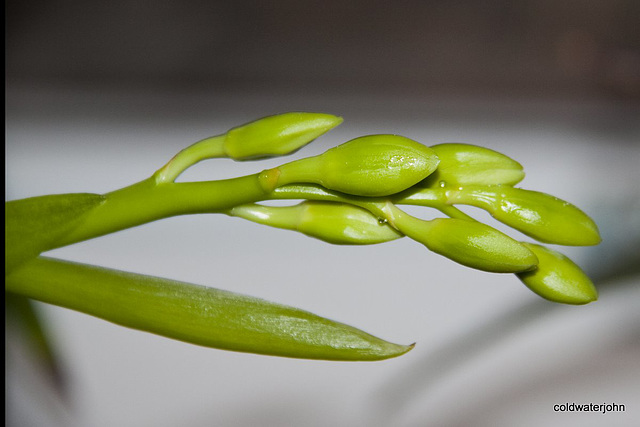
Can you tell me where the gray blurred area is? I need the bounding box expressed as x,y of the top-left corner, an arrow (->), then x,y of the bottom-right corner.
6,2 -> 640,427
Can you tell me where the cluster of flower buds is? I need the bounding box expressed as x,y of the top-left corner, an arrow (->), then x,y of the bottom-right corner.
202,112 -> 600,305
5,111 -> 604,362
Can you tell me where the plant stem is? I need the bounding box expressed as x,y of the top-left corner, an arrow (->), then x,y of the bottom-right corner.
271,184 -> 474,221
47,179 -> 475,252
56,174 -> 271,248
154,135 -> 226,184
394,187 -> 475,221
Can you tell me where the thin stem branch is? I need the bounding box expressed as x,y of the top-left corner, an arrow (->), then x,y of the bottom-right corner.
154,135 -> 226,184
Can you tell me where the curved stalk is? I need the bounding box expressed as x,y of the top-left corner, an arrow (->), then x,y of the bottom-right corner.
154,135 -> 226,184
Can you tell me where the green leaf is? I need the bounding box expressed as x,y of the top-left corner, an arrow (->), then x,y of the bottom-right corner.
5,193 -> 105,273
6,257 -> 414,361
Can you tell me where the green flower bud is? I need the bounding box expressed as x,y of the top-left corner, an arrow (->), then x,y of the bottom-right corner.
298,201 -> 403,244
421,218 -> 538,273
422,143 -> 524,187
223,112 -> 343,160
155,112 -> 343,183
229,201 -> 402,245
448,186 -> 601,246
384,203 -> 538,273
273,135 -> 439,197
516,243 -> 598,304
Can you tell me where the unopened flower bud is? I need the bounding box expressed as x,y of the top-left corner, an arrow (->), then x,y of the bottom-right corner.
516,243 -> 598,304
421,218 -> 538,273
448,186 -> 601,246
384,202 -> 538,273
223,112 -> 343,160
273,135 -> 439,197
422,143 -> 524,187
229,201 -> 402,245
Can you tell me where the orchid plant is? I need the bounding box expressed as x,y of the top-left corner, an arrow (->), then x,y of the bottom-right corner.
5,112 -> 600,361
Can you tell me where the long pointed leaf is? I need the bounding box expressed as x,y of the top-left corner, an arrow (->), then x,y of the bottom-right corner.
6,257 -> 413,361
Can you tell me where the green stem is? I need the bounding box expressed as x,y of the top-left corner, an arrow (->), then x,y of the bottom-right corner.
45,181 -> 476,253
272,156 -> 324,187
373,201 -> 435,236
271,184 -> 475,221
56,174 -> 271,248
228,204 -> 301,231
394,187 -> 476,221
435,205 -> 474,221
271,185 -> 389,220
154,135 -> 226,184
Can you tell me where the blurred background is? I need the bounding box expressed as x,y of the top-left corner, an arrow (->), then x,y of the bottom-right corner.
6,0 -> 640,98
6,1 -> 640,426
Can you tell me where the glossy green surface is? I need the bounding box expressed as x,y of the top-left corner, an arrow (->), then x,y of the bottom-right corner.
379,203 -> 538,273
449,186 -> 601,246
276,135 -> 440,197
408,217 -> 538,273
156,113 -> 342,183
517,243 -> 598,304
422,143 -> 524,187
299,201 -> 403,244
230,201 -> 403,245
224,112 -> 343,160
